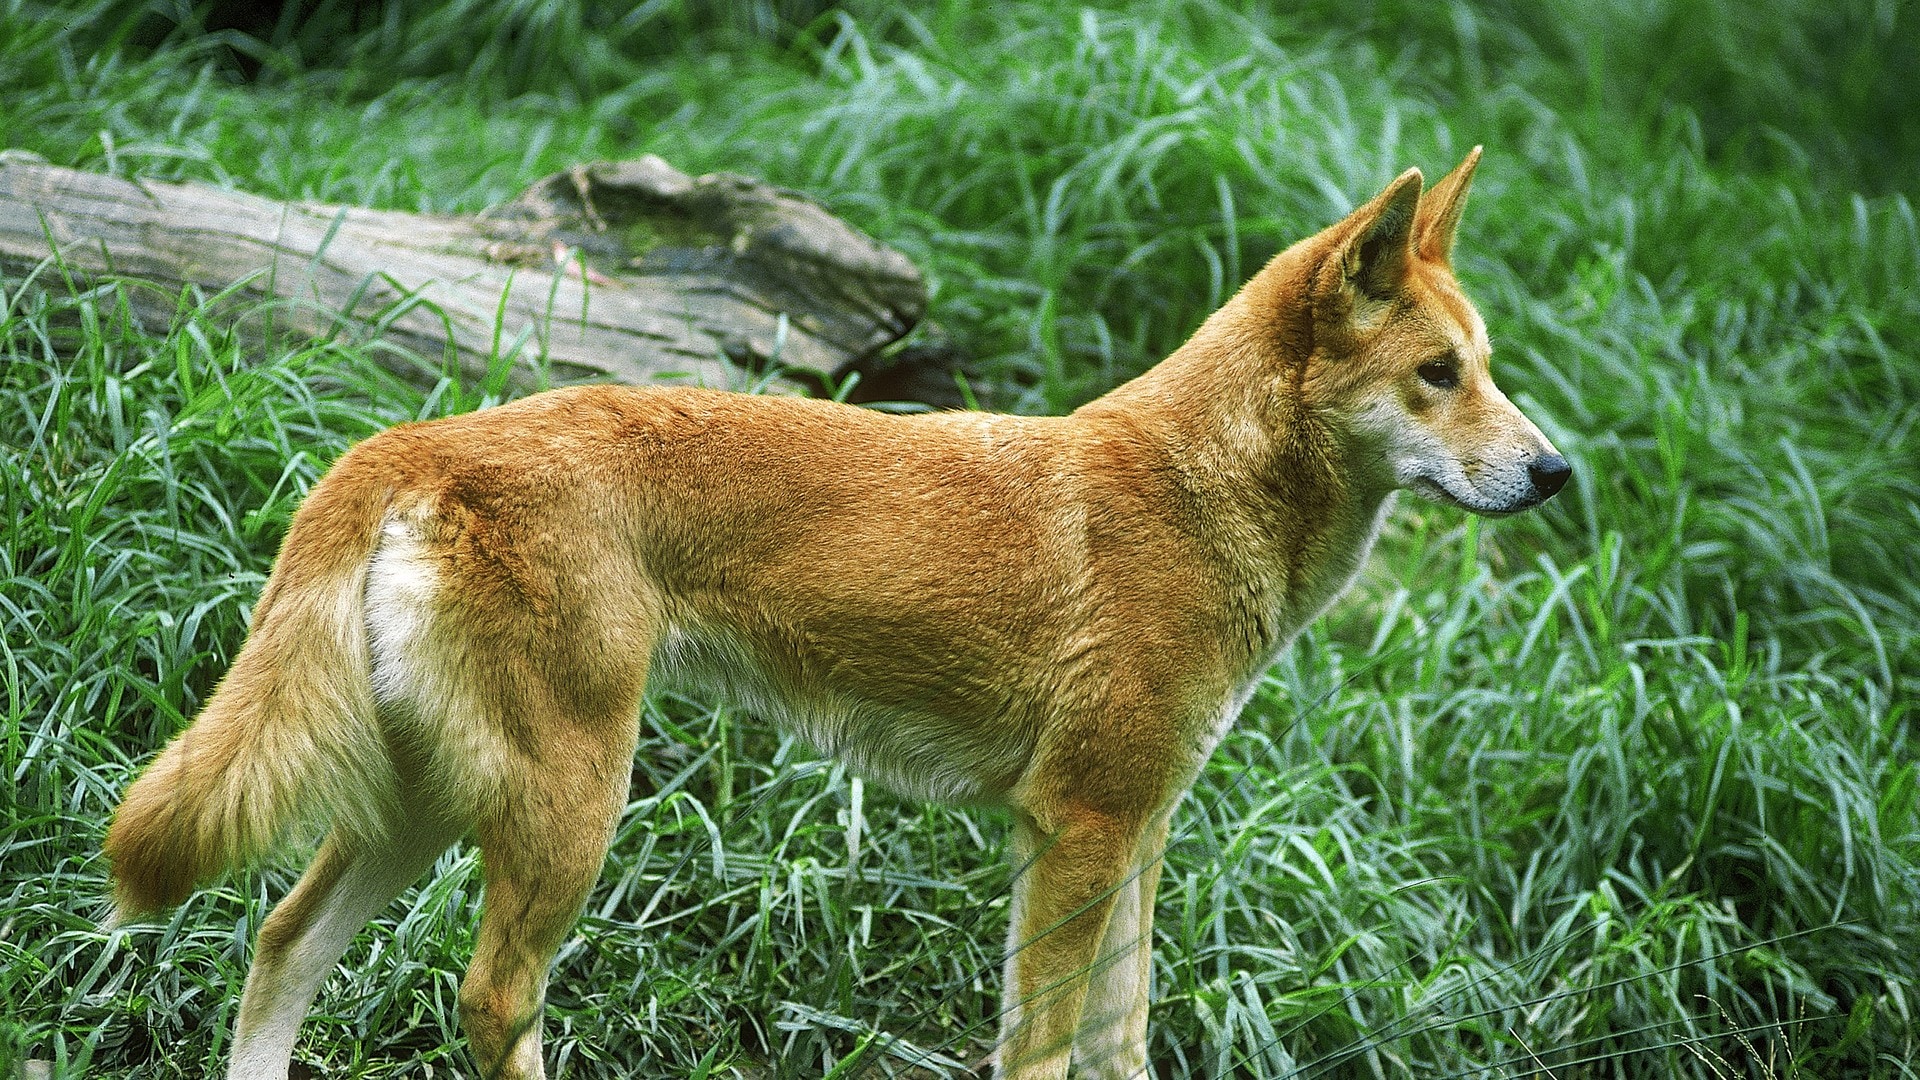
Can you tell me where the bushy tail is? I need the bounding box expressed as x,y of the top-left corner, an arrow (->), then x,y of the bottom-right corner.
105,470 -> 399,922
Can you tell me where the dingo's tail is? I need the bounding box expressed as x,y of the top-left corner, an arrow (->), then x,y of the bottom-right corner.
105,470 -> 399,922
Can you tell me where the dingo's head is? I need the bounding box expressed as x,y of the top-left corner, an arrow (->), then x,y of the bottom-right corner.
1304,149 -> 1569,515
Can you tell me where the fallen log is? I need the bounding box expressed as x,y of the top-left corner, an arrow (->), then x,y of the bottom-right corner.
0,151 -> 945,397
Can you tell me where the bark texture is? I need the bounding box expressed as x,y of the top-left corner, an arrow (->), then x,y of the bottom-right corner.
0,152 -> 939,394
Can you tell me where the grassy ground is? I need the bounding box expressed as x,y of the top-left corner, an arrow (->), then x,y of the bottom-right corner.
3,0 -> 1917,1076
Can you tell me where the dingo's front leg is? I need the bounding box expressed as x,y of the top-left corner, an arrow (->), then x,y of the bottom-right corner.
997,805 -> 1150,1079
1071,813 -> 1171,1079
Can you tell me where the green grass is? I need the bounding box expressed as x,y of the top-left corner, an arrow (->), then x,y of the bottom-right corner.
3,0 -> 1917,1076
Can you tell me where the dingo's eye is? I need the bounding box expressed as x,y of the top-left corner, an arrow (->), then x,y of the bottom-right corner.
1417,360 -> 1459,389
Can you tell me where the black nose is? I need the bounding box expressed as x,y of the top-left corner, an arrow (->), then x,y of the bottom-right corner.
1529,454 -> 1572,499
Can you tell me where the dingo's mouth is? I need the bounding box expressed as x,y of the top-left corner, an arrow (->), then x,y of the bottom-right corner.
1409,475 -> 1530,517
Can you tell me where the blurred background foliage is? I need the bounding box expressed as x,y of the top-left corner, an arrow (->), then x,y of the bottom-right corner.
68,0 -> 1920,198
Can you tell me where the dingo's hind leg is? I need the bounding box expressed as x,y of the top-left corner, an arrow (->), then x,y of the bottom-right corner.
458,706 -> 640,1080
229,820 -> 460,1080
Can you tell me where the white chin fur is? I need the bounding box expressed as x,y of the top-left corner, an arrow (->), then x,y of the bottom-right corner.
1407,475 -> 1527,517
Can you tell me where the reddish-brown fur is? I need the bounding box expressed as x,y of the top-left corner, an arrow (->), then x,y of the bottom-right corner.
106,150 -> 1566,1079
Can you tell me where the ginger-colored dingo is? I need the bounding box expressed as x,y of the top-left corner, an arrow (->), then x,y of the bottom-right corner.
106,149 -> 1567,1079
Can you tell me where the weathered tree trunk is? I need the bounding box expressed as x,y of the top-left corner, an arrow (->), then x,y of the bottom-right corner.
0,151 -> 943,396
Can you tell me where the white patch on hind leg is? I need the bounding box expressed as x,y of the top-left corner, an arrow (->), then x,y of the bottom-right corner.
364,510 -> 512,813
366,512 -> 442,710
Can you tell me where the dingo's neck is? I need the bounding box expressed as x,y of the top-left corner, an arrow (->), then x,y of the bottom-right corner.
1075,270 -> 1394,674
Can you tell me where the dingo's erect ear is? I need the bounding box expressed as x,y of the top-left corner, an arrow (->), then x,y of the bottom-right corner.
1335,167 -> 1423,304
1414,145 -> 1481,263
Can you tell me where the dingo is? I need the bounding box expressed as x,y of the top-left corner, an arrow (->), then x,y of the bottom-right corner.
107,149 -> 1567,1079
